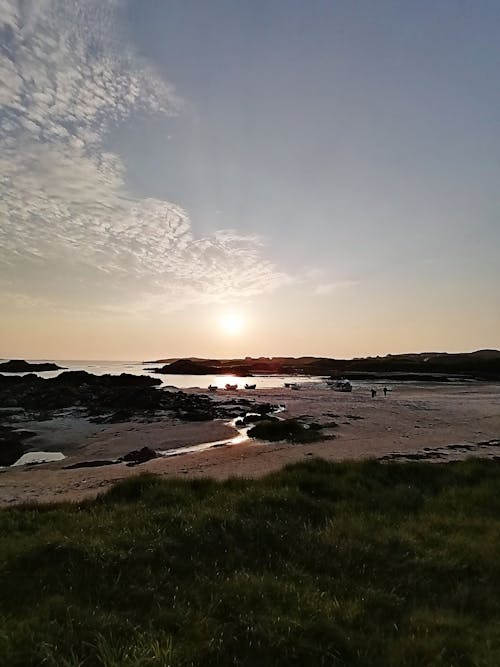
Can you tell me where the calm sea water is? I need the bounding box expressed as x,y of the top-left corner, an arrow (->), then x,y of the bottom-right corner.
1,360 -> 467,391
0,360 -> 323,389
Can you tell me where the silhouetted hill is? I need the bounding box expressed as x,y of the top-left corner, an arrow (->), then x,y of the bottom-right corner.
145,351 -> 500,380
468,349 -> 500,359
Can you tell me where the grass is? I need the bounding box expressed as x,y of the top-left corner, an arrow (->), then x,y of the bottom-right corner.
1,458 -> 500,666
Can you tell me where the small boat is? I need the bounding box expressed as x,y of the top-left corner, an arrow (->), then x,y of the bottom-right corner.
225,383 -> 238,391
289,383 -> 301,390
244,383 -> 256,390
332,379 -> 352,392
208,385 -> 217,392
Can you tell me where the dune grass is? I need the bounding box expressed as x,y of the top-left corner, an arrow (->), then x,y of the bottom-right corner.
1,458 -> 500,666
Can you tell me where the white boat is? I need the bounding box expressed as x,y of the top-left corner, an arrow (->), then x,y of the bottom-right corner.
327,377 -> 352,392
332,379 -> 352,392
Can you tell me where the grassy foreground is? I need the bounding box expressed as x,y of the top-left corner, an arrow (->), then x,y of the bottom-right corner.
1,459 -> 500,666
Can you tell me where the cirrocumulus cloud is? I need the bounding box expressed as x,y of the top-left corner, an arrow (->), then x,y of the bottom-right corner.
0,0 -> 290,314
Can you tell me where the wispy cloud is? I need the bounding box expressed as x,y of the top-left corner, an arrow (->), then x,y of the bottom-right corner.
315,281 -> 360,295
0,0 -> 290,313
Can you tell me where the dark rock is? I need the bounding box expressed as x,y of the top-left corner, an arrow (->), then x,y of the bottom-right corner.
52,370 -> 97,386
177,409 -> 213,422
2,397 -> 19,407
119,447 -> 158,464
64,460 -> 118,469
0,359 -> 64,373
254,403 -> 274,415
307,422 -> 323,430
0,427 -> 36,466
0,442 -> 25,466
89,410 -> 135,424
152,359 -> 218,375
240,413 -> 279,425
0,373 -> 40,386
103,374 -> 162,387
51,371 -> 161,388
247,419 -> 329,444
0,371 -> 216,424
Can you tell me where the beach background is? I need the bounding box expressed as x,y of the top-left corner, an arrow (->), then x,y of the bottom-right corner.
2,363 -> 499,506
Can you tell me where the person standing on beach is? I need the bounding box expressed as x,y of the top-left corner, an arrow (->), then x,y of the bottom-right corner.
383,387 -> 388,397
371,388 -> 377,398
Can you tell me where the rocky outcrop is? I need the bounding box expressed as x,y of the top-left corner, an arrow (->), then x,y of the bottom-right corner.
65,447 -> 159,469
0,360 -> 64,373
52,371 -> 162,387
151,359 -> 218,375
0,372 -> 218,422
236,413 -> 279,426
247,419 -> 330,444
64,459 -> 117,469
0,426 -> 35,466
119,447 -> 158,465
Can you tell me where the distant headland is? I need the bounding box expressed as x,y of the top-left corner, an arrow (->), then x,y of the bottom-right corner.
146,350 -> 500,381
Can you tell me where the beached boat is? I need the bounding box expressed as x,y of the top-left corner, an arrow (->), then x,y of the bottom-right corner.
225,383 -> 238,391
330,379 -> 352,392
289,383 -> 301,390
244,383 -> 256,390
208,385 -> 217,392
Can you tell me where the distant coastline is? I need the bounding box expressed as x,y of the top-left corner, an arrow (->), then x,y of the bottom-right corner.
2,350 -> 500,382
146,349 -> 500,381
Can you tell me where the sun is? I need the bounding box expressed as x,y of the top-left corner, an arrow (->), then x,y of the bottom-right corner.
220,311 -> 245,336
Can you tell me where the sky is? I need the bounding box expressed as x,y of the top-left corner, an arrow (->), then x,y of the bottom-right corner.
1,0 -> 499,360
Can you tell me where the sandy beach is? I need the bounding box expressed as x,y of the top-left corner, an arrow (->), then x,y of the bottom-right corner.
1,382 -> 500,506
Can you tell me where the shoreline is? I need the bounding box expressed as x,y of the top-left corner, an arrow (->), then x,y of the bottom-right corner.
1,382 -> 500,506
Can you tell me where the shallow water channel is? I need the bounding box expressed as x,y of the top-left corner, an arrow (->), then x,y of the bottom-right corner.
7,407 -> 287,469
158,417 -> 251,458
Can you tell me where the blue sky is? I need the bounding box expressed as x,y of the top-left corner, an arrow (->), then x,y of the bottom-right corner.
1,0 -> 499,358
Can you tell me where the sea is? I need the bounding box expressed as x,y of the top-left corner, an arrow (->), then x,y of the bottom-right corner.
0,360 -> 323,390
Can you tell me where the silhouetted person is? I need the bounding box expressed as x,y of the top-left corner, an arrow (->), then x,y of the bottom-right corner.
371,388 -> 376,398
383,386 -> 388,396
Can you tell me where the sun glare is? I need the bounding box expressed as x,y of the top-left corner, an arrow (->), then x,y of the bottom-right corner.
220,311 -> 245,336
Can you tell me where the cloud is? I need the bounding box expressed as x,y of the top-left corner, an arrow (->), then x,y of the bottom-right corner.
315,281 -> 360,295
0,0 -> 289,313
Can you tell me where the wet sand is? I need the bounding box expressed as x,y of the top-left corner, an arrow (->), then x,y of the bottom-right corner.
1,382 -> 500,506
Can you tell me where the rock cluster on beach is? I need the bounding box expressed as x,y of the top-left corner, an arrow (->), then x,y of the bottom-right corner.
0,371 -> 220,418
247,418 -> 333,444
